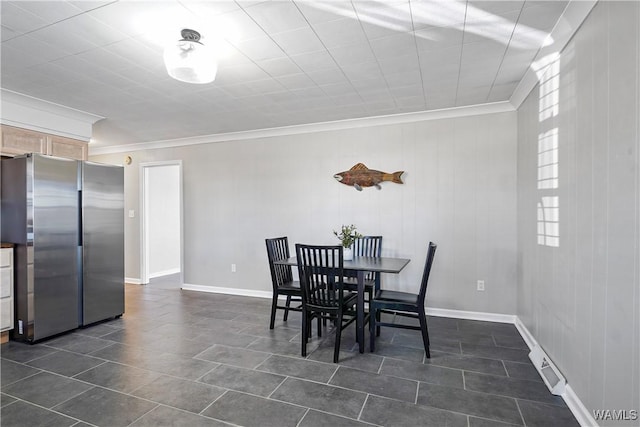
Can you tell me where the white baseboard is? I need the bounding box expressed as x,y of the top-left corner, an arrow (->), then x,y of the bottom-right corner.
148,268 -> 180,279
125,277 -> 142,285
181,283 -> 273,299
514,316 -> 537,350
426,307 -> 516,324
563,384 -> 598,427
514,317 -> 597,427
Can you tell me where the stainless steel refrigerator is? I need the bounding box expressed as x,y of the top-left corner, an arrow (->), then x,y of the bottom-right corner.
79,161 -> 124,326
1,154 -> 124,342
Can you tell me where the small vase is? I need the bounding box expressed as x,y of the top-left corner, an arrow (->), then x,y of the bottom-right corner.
343,246 -> 353,261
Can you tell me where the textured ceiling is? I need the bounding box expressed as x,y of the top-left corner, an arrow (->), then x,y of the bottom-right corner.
0,0 -> 569,147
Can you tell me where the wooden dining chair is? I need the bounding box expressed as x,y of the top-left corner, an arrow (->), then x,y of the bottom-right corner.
369,242 -> 437,358
265,237 -> 303,329
295,244 -> 358,363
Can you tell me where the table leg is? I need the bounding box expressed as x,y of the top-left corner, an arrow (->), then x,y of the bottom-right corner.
357,270 -> 365,353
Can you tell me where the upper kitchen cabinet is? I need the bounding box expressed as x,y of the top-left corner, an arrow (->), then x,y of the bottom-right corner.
1,125 -> 88,160
0,125 -> 47,156
47,134 -> 88,161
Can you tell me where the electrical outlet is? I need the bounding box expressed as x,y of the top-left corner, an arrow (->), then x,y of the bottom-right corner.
477,280 -> 485,291
231,264 -> 236,273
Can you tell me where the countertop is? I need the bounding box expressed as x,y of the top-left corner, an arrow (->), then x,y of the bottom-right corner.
1,243 -> 15,248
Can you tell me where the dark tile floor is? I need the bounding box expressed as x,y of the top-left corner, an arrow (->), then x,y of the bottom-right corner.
1,280 -> 579,427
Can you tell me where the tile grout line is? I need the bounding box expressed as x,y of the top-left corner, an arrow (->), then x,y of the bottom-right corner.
266,375 -> 289,399
295,405 -> 381,426
295,408 -> 311,427
0,366 -> 43,388
124,403 -> 160,427
11,361 -> 233,419
193,362 -> 222,383
68,359 -> 110,377
198,389 -> 228,416
514,398 -> 528,426
326,365 -> 340,384
501,359 -> 510,378
2,286 -> 575,425
1,394 -> 96,426
357,393 -> 370,421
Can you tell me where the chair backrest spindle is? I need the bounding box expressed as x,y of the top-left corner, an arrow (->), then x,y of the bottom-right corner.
417,242 -> 437,306
296,244 -> 344,309
347,236 -> 382,281
266,237 -> 293,290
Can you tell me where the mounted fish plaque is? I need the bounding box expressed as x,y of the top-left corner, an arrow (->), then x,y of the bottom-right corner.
334,163 -> 404,191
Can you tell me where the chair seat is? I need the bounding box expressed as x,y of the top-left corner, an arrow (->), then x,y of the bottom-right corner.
374,290 -> 419,305
266,237 -> 302,330
342,291 -> 358,307
296,243 -> 361,363
279,281 -> 301,292
306,291 -> 357,310
370,242 -> 437,359
343,277 -> 375,289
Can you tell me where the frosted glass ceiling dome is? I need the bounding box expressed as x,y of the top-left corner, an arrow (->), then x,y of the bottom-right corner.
163,29 -> 217,84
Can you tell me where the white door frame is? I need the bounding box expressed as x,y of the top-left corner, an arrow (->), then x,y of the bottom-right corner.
139,160 -> 184,285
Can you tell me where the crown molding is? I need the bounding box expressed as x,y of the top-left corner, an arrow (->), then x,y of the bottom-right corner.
510,0 -> 597,109
1,89 -> 103,141
89,101 -> 514,156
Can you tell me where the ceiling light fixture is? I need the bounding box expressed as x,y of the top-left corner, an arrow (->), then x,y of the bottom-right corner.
163,28 -> 217,84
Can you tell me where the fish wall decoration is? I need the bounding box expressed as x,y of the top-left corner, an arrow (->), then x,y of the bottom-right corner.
334,163 -> 404,191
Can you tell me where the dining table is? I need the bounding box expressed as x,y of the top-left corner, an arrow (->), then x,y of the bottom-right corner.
274,255 -> 410,353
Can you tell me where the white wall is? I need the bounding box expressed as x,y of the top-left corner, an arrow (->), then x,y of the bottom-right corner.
517,2 -> 639,425
146,164 -> 181,278
91,111 -> 519,315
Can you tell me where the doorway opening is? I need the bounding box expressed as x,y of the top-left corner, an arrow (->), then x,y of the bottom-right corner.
140,161 -> 183,288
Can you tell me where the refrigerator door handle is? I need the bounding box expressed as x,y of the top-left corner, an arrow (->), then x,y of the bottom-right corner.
77,190 -> 83,247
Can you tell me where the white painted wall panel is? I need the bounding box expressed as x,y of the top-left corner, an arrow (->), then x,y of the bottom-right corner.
92,111 -> 518,315
517,2 -> 640,425
604,1 -> 639,415
571,12 -> 595,402
589,1 -> 611,414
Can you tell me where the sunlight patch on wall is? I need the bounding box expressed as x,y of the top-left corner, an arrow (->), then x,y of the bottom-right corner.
536,54 -> 560,247
537,196 -> 560,247
539,58 -> 560,121
538,128 -> 559,190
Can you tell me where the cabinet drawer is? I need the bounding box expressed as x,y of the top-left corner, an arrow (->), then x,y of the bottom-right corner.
0,298 -> 13,331
0,267 -> 12,298
0,248 -> 11,267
